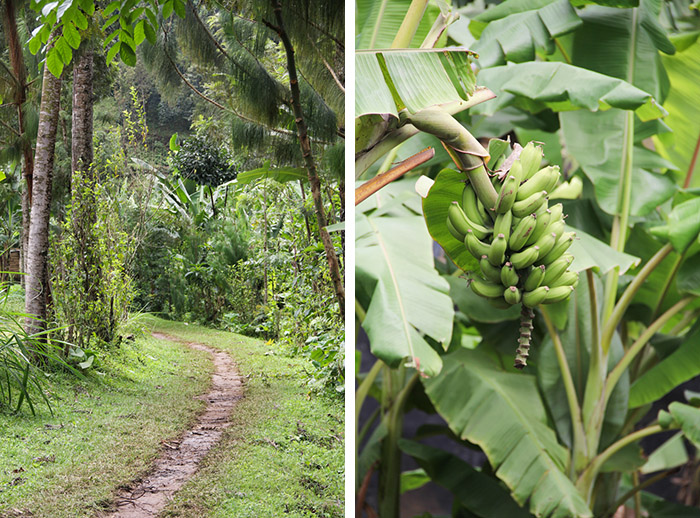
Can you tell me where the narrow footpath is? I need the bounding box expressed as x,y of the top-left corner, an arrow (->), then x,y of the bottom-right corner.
102,333 -> 243,517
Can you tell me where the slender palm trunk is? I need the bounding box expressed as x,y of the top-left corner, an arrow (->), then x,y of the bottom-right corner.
72,47 -> 94,182
25,48 -> 62,336
2,0 -> 34,282
270,0 -> 345,316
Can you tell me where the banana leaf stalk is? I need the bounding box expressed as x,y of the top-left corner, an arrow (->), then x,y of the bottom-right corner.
407,106 -> 498,211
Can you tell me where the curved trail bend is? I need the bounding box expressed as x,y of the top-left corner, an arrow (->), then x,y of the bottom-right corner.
101,332 -> 243,517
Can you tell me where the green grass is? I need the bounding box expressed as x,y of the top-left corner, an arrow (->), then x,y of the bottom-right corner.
0,292 -> 344,518
147,319 -> 344,518
0,317 -> 212,517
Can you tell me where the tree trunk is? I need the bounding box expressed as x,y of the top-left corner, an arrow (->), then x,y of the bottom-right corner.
2,0 -> 34,283
72,47 -> 94,182
25,50 -> 62,336
271,1 -> 345,317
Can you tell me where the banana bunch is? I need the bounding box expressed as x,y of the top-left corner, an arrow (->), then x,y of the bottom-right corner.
445,142 -> 579,368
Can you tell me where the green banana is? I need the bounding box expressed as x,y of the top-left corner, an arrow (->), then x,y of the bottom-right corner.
525,209 -> 551,246
548,203 -> 564,223
542,254 -> 573,286
547,219 -> 566,240
480,255 -> 502,284
553,270 -> 579,288
508,160 -> 524,185
488,233 -> 508,266
523,286 -> 549,308
543,285 -> 575,304
511,190 -> 548,218
471,277 -> 505,299
448,202 -> 491,240
510,245 -> 540,269
461,184 -> 489,227
516,166 -> 560,200
509,214 -> 537,251
493,211 -> 513,241
465,231 -> 490,258
504,286 -> 522,305
519,142 -> 543,181
524,264 -> 546,291
446,217 -> 465,241
495,175 -> 519,214
534,232 -> 557,259
537,232 -> 576,265
500,262 -> 519,287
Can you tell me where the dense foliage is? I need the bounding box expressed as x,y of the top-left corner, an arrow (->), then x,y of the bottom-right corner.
356,1 -> 700,517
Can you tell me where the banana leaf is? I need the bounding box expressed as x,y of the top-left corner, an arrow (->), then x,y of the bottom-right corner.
356,0 -> 443,50
423,347 -> 594,518
357,182 -> 454,376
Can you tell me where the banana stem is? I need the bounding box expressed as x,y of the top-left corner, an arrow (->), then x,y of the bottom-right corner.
514,305 -> 534,369
605,296 -> 694,405
541,306 -> 587,473
600,243 -> 674,355
390,0 -> 429,48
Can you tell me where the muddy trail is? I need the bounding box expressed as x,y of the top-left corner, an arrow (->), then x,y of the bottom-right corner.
100,332 -> 243,517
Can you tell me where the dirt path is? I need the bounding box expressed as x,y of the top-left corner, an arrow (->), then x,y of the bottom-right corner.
101,332 -> 243,517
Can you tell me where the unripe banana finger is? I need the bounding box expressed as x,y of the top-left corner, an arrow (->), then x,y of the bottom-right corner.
523,286 -> 549,308
500,262 -> 519,287
525,210 -> 551,246
465,231 -> 490,258
495,175 -> 519,214
510,245 -> 540,269
547,219 -> 566,240
537,232 -> 576,266
462,184 -> 488,227
509,214 -> 537,251
471,277 -> 505,299
518,142 -> 543,181
516,166 -> 560,200
553,270 -> 579,288
488,233 -> 508,266
534,232 -> 557,259
543,285 -> 575,304
504,286 -> 522,305
511,191 -> 548,218
480,255 -> 503,284
446,217 -> 465,242
448,202 -> 491,240
494,211 -> 513,241
542,254 -> 574,286
524,264 -> 546,291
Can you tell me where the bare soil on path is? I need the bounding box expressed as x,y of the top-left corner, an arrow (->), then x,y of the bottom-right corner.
100,332 -> 243,517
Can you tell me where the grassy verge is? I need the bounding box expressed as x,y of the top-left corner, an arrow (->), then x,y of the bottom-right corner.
145,318 -> 344,518
0,313 -> 212,517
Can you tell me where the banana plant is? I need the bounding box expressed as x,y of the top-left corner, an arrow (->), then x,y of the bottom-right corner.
356,1 -> 700,517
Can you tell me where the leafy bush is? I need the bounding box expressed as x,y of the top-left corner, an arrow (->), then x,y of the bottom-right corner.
51,172 -> 134,348
173,134 -> 238,187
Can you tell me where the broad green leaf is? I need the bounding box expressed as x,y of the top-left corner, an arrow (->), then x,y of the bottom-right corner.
357,187 -> 454,376
423,348 -> 593,518
473,62 -> 666,121
173,0 -> 186,18
119,41 -> 136,66
134,19 -> 146,46
355,49 -> 476,118
678,252 -> 700,297
567,225 -> 641,275
655,37 -> 700,187
668,402 -> 700,448
236,163 -> 307,184
106,41 -> 121,64
399,440 -> 534,518
46,48 -> 64,77
55,36 -> 73,64
470,0 -> 582,68
652,197 -> 700,252
600,443 -> 646,473
63,21 -> 80,49
0,170 -> 5,182
421,168 -> 479,275
162,0 -> 174,19
570,2 -> 674,104
640,432 -> 688,474
628,323 -> 700,408
356,0 -> 442,49
561,110 -> 676,216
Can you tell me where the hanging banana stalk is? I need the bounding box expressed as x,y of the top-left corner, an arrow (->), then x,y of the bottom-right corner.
413,106 -> 577,369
